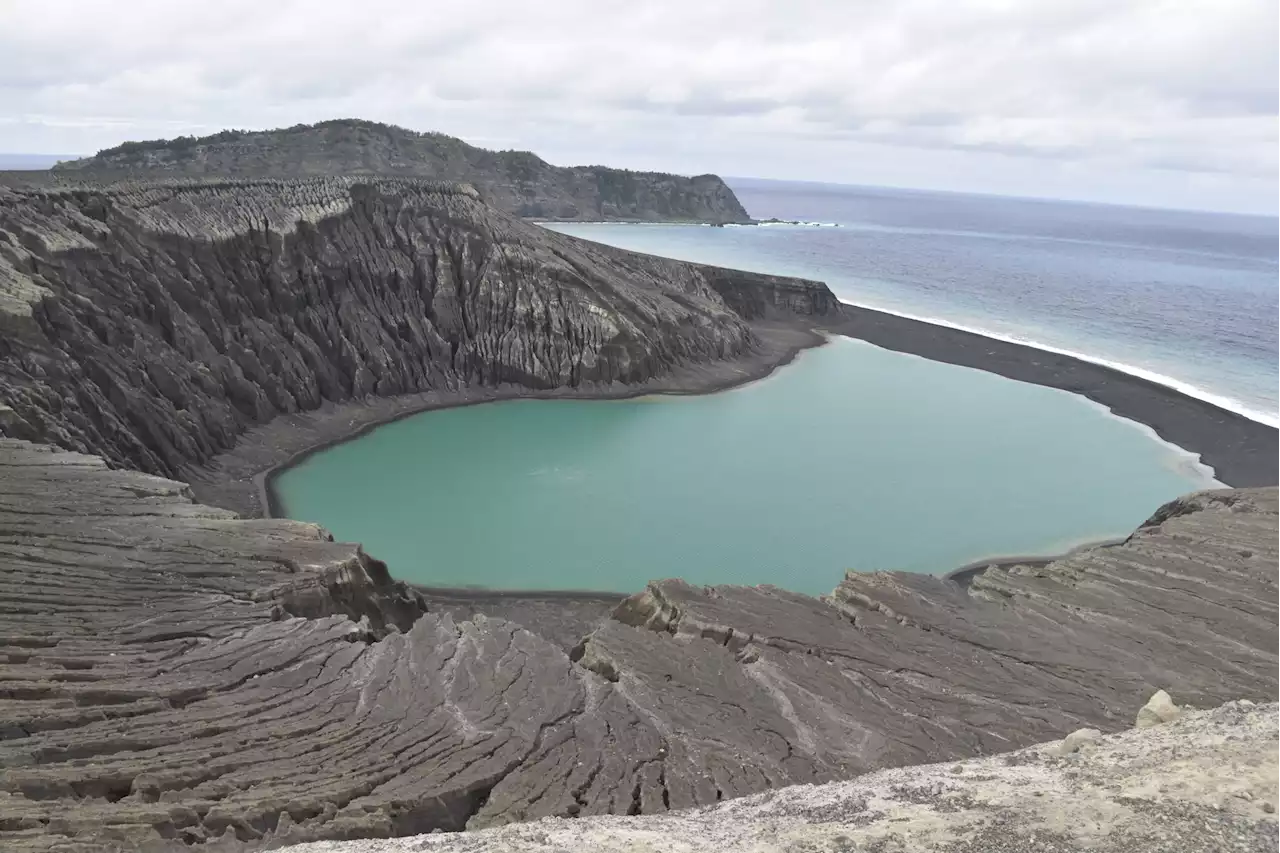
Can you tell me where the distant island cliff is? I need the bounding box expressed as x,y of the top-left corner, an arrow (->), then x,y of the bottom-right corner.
50,119 -> 753,223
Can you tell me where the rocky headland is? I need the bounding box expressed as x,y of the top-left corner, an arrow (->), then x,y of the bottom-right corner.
46,120 -> 753,223
0,167 -> 1276,851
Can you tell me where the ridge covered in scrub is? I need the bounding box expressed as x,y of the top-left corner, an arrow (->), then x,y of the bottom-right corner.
51,119 -> 753,223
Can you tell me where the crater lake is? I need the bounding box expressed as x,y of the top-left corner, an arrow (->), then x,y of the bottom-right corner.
273,336 -> 1219,596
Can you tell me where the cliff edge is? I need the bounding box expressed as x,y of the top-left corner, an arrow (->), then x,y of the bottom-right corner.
49,120 -> 753,223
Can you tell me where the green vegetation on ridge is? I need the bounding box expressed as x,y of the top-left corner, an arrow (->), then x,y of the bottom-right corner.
56,118 -> 753,223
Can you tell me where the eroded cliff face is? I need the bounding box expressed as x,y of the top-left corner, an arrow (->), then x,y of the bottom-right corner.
0,176 -> 835,478
50,120 -> 754,223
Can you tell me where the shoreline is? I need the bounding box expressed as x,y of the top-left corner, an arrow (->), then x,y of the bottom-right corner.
258,326 -> 822,519
537,220 -> 1275,428
833,298 -> 1277,428
820,309 -> 1275,489
834,333 -> 1225,489
531,218 -> 839,229
940,536 -> 1130,588
185,323 -> 827,519
187,303 -> 1277,599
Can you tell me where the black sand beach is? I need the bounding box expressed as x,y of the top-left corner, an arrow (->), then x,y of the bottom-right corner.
825,307 -> 1277,489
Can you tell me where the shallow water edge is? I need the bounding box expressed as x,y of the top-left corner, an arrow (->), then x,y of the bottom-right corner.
187,304 -> 1275,593
186,322 -> 825,519
272,333 -> 1219,594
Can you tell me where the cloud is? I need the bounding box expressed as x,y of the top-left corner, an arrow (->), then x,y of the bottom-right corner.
0,0 -> 1274,209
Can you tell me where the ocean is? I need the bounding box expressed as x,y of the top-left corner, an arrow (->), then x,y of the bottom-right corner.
548,178 -> 1280,425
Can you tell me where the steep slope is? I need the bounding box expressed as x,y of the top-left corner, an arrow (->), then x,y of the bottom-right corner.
0,438 -> 1274,851
50,120 -> 752,222
285,701 -> 1280,853
0,176 -> 835,478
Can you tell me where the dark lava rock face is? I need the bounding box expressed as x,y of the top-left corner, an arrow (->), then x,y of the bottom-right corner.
0,440 -> 1274,851
0,176 -> 835,479
50,119 -> 753,223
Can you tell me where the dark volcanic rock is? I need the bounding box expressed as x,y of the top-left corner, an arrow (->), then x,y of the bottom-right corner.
49,119 -> 753,223
0,158 -> 1275,853
0,439 -> 1274,851
0,176 -> 836,479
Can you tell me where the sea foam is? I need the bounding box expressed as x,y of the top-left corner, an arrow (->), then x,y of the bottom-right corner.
837,299 -> 1280,428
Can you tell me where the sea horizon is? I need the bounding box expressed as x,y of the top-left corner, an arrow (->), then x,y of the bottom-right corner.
724,174 -> 1280,220
7,148 -> 1276,218
546,179 -> 1280,431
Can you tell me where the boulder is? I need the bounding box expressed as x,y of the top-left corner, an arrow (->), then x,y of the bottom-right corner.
1057,728 -> 1103,756
1136,689 -> 1183,728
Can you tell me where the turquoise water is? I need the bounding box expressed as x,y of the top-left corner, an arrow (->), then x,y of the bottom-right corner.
274,338 -> 1218,596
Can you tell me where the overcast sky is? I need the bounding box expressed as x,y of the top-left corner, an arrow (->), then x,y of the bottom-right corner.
2,0 -> 1276,214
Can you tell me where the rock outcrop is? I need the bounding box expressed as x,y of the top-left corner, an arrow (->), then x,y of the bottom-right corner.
1137,689 -> 1183,729
0,176 -> 836,479
0,439 -> 1274,851
281,700 -> 1280,853
49,120 -> 753,223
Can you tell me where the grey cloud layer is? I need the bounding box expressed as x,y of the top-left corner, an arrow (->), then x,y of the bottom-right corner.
1,0 -> 1275,189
